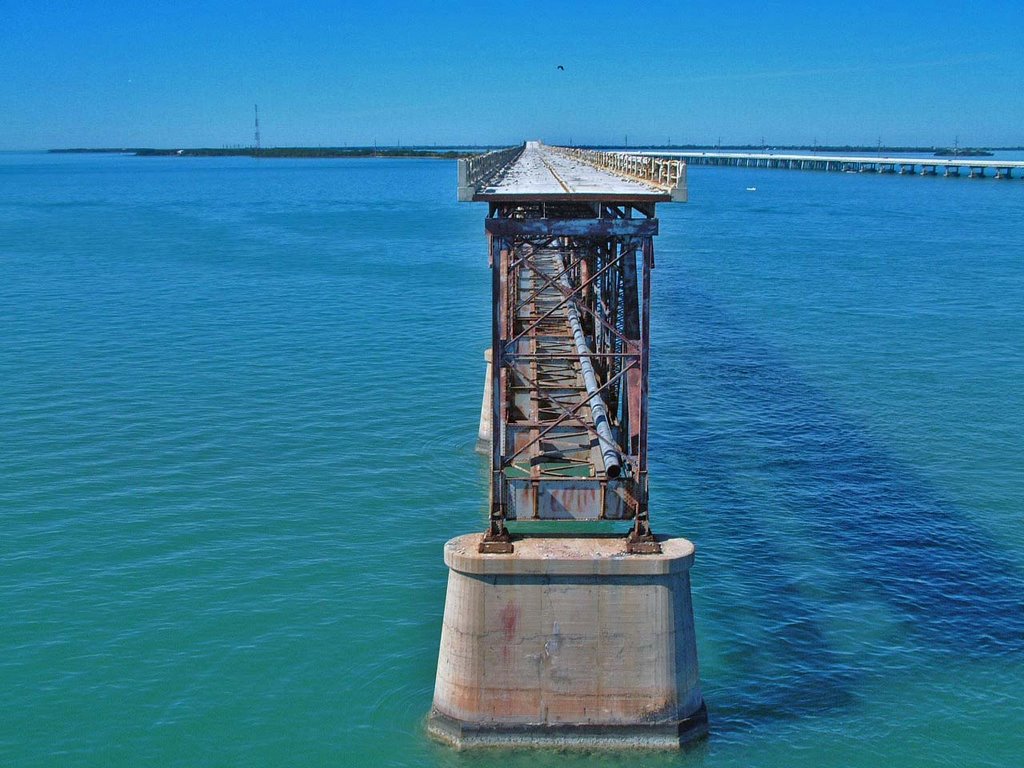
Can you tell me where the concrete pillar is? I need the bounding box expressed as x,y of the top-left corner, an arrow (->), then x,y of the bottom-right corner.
428,534 -> 708,749
475,348 -> 492,454
457,160 -> 474,202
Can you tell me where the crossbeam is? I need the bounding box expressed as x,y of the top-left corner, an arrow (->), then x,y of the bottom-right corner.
485,218 -> 658,238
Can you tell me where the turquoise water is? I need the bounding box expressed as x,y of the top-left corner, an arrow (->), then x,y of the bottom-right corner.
2,153 -> 1022,767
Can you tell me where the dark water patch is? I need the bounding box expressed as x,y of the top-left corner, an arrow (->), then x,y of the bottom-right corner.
654,281 -> 1024,658
659,409 -> 864,732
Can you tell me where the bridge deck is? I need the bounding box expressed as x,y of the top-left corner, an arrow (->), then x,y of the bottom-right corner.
477,142 -> 667,201
465,141 -> 683,203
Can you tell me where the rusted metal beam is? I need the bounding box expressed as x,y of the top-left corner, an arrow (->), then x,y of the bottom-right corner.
482,235 -> 513,554
627,236 -> 659,554
485,218 -> 658,238
474,191 -> 671,203
621,248 -> 642,457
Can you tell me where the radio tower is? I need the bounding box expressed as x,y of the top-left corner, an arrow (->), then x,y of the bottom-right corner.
253,104 -> 261,154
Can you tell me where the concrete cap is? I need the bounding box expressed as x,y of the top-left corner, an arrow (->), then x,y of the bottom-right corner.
444,534 -> 695,577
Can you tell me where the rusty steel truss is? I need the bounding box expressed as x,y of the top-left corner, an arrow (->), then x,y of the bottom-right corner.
460,143 -> 685,554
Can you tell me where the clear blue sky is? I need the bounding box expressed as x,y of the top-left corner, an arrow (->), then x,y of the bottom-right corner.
2,0 -> 1022,149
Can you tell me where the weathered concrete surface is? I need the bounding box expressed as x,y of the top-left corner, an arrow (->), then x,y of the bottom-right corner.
479,141 -> 663,199
428,534 -> 707,749
475,348 -> 491,455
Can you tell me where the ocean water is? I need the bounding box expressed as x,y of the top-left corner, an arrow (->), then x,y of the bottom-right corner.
2,153 -> 1022,767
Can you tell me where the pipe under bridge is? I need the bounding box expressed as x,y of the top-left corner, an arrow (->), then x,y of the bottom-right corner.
458,141 -> 686,554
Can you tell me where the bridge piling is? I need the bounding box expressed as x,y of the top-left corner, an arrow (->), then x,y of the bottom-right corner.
429,535 -> 706,749
429,142 -> 706,750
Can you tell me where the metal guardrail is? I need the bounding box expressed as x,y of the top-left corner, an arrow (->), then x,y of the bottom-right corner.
550,146 -> 688,202
457,144 -> 525,201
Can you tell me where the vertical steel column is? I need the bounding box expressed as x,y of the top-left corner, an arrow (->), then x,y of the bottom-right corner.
640,236 -> 652,479
628,235 -> 659,553
621,242 -> 642,458
481,234 -> 513,553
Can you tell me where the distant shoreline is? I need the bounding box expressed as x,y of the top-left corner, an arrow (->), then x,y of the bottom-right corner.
47,147 -> 485,159
46,144 -> 1024,159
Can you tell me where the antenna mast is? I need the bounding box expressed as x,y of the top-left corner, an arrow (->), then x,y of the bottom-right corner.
254,104 -> 261,153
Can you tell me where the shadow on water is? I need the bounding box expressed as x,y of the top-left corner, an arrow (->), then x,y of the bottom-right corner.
660,416 -> 865,729
650,282 -> 1024,730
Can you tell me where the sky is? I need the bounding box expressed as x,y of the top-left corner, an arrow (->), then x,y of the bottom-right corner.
2,0 -> 1022,149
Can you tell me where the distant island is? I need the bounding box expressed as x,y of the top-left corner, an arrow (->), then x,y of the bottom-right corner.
48,144 -> 1020,159
48,147 -> 485,159
933,148 -> 993,157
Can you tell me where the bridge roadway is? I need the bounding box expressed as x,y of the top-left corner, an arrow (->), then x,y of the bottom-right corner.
642,150 -> 1024,178
476,141 -> 671,200
460,141 -> 687,202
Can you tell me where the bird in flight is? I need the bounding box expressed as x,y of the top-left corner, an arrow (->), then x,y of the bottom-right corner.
557,65 -> 564,71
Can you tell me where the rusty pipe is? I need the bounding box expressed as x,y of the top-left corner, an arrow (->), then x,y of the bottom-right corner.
560,261 -> 622,479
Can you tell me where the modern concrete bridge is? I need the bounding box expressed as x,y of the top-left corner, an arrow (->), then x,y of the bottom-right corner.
429,142 -> 705,750
644,150 -> 1024,179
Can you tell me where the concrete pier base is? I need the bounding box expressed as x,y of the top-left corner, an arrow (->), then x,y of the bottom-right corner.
474,348 -> 492,455
428,534 -> 707,750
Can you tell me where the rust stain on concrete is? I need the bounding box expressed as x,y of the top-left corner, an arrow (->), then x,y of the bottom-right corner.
500,601 -> 520,642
